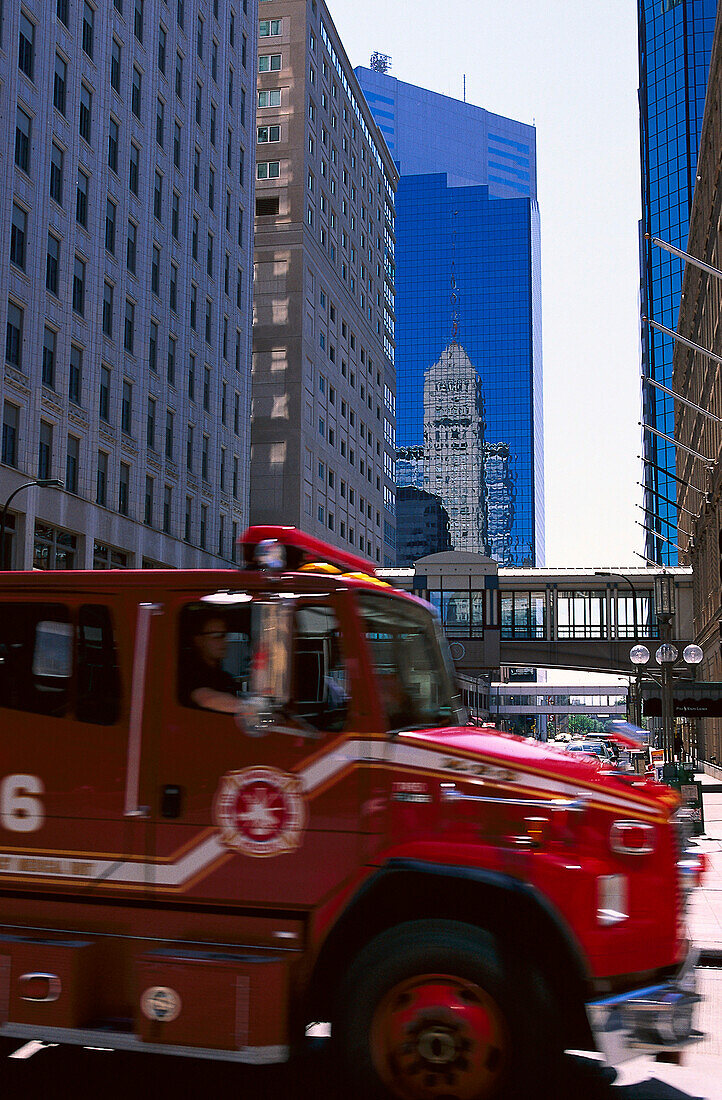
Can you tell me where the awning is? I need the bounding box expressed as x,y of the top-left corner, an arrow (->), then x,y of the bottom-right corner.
642,682 -> 722,718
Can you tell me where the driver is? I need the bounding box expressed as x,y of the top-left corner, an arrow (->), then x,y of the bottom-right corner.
186,614 -> 247,714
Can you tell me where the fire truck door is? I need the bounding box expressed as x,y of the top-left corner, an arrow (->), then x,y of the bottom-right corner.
0,600 -> 151,891
149,592 -> 365,908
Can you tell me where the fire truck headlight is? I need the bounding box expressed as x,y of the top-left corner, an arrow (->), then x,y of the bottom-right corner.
597,874 -> 629,926
610,820 -> 656,856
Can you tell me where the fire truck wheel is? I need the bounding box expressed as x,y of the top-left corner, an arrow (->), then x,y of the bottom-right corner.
334,919 -> 558,1100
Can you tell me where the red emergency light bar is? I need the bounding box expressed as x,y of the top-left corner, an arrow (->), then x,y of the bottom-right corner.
240,525 -> 378,576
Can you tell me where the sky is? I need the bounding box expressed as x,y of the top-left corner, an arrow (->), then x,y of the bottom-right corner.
328,0 -> 644,568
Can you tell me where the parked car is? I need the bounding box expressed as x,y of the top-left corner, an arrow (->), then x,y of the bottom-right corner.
564,739 -> 616,764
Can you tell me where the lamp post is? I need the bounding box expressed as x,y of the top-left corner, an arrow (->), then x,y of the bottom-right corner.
653,572 -> 676,762
0,478 -> 63,569
629,644 -> 650,727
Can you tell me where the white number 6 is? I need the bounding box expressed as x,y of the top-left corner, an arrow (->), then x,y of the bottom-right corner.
0,775 -> 45,833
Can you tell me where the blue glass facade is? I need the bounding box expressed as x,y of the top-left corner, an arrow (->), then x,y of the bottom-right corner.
638,0 -> 715,565
356,69 -> 544,566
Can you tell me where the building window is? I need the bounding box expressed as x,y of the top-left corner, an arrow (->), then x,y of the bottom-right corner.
129,143 -> 139,195
72,257 -> 85,315
34,522 -> 77,570
2,402 -> 19,467
69,345 -> 82,405
185,497 -> 192,542
79,83 -> 92,142
152,244 -> 160,295
259,19 -> 281,37
145,321 -> 157,375
158,24 -> 167,73
10,205 -> 27,270
132,66 -> 142,117
147,397 -> 156,450
170,263 -> 178,311
127,220 -> 137,272
134,0 -> 143,42
258,125 -> 280,143
258,88 -> 281,108
118,462 -> 130,516
38,420 -> 52,480
50,143 -> 64,205
163,485 -> 172,533
259,53 -> 281,72
54,53 -> 67,115
18,12 -> 35,80
174,120 -> 181,166
41,327 -> 56,388
186,425 -> 193,471
66,435 -> 79,494
175,52 -> 183,99
108,118 -> 119,173
167,335 -> 176,384
124,299 -> 135,353
76,169 -> 89,226
102,281 -> 114,337
172,192 -> 180,240
144,476 -> 154,526
257,160 -> 280,179
156,98 -> 165,147
15,107 -> 31,173
121,380 -> 132,434
57,0 -> 69,25
105,198 -> 116,253
111,39 -> 122,93
82,1 -> 94,58
96,451 -> 108,506
99,366 -> 111,421
165,410 -> 174,459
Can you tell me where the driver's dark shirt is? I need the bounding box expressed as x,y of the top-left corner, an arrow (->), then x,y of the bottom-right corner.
183,660 -> 239,709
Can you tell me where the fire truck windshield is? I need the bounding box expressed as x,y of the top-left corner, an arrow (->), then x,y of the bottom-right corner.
355,591 -> 465,733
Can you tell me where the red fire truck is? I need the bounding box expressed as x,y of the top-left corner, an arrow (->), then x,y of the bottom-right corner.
0,526 -> 704,1098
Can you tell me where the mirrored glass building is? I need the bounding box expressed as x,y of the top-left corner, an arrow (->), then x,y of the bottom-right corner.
638,0 -> 716,566
356,68 -> 544,567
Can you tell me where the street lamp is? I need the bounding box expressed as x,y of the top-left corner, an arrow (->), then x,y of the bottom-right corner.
0,478 -> 63,569
653,572 -> 677,762
629,644 -> 650,727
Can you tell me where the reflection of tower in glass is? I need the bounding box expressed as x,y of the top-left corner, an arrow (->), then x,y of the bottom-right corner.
423,343 -> 488,553
395,445 -> 424,489
484,442 -> 517,565
395,487 -> 452,565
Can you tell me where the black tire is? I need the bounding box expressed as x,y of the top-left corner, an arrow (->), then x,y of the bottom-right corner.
333,919 -> 561,1100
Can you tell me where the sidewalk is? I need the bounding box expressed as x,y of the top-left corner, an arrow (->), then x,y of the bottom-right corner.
687,772 -> 722,957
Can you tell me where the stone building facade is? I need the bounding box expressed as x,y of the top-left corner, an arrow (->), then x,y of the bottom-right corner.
0,0 -> 256,569
251,0 -> 397,566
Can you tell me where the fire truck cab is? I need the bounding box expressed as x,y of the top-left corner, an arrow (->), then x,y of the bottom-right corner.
0,526 -> 704,1098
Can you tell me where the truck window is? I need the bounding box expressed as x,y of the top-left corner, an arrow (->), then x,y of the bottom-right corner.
356,591 -> 461,732
290,603 -> 349,733
0,603 -> 72,717
178,603 -> 252,711
178,597 -> 349,733
77,604 -> 122,725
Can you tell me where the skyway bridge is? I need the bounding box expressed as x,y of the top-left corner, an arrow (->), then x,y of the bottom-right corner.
377,553 -> 694,679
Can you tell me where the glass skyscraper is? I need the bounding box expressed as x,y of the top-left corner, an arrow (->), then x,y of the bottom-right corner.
638,0 -> 716,566
356,68 -> 544,567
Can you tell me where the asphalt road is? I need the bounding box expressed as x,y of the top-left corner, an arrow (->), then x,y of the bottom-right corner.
2,970 -> 722,1100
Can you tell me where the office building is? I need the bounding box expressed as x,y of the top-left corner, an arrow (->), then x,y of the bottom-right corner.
638,0 -> 716,566
356,67 -> 544,566
251,0 -> 398,566
674,4 -> 722,761
0,0 -> 256,570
